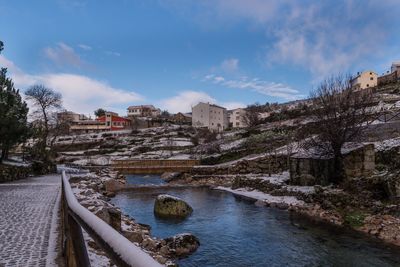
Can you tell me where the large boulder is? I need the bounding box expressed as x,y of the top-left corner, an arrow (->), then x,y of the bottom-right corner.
163,233 -> 200,258
154,194 -> 193,219
94,206 -> 121,231
104,179 -> 125,192
160,172 -> 182,182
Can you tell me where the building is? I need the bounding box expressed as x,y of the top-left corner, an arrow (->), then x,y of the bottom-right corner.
97,112 -> 131,131
172,112 -> 192,124
351,71 -> 378,90
391,62 -> 400,75
378,62 -> 400,85
127,105 -> 161,118
228,108 -> 247,128
57,111 -> 88,123
192,102 -> 229,132
69,111 -> 131,134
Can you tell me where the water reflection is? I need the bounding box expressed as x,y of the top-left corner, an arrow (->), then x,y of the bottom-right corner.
113,177 -> 400,267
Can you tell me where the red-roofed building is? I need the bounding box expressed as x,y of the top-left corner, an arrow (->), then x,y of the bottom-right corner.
96,112 -> 131,131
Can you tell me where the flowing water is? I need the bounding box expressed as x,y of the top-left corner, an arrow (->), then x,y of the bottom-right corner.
111,175 -> 400,267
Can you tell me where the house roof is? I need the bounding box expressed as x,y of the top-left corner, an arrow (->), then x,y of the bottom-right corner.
97,115 -> 130,122
127,105 -> 157,110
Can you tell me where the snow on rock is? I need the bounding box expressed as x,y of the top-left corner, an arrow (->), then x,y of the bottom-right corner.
258,172 -> 290,185
220,138 -> 245,151
216,186 -> 305,207
373,137 -> 400,151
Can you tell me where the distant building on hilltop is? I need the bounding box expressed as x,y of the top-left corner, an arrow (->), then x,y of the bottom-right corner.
57,111 -> 88,123
172,112 -> 192,125
378,62 -> 400,85
351,70 -> 378,90
96,112 -> 131,131
127,105 -> 161,118
68,111 -> 131,134
228,108 -> 247,128
192,102 -> 229,132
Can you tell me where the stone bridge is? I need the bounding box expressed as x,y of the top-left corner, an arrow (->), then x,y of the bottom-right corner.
111,159 -> 200,174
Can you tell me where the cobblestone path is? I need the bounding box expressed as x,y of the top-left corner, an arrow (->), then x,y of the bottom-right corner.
0,175 -> 61,267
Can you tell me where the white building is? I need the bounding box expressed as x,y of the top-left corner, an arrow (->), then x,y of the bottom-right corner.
192,102 -> 229,132
127,105 -> 161,117
351,70 -> 378,90
228,108 -> 247,128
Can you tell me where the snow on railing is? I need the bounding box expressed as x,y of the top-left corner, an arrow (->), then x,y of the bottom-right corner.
61,171 -> 162,267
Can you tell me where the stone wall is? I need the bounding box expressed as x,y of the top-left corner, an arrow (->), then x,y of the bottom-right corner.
290,144 -> 375,185
192,154 -> 288,176
0,164 -> 31,183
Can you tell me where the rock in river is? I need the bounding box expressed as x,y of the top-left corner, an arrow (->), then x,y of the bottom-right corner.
154,194 -> 193,219
163,233 -> 200,258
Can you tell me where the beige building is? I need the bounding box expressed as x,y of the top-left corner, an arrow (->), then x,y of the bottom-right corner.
391,62 -> 400,77
228,108 -> 247,128
351,70 -> 378,90
57,111 -> 88,123
127,105 -> 161,117
192,102 -> 229,132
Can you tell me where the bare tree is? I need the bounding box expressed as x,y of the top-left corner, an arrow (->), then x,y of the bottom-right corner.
25,85 -> 62,158
242,103 -> 262,128
301,75 -> 374,183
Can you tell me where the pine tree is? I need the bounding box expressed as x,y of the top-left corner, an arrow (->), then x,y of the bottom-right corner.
0,41 -> 29,162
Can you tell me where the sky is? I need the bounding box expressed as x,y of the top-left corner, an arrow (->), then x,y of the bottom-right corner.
1,0 -> 400,116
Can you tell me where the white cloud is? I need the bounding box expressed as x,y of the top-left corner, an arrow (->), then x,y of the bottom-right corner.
44,42 -> 85,68
105,51 -> 121,57
204,74 -> 303,100
221,58 -> 239,73
159,90 -> 246,113
159,91 -> 215,113
78,44 -> 92,51
164,1 -> 400,79
0,55 -> 143,116
221,101 -> 246,110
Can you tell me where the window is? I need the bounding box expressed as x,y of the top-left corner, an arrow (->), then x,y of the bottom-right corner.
366,84 -> 369,87
236,122 -> 240,126
370,77 -> 374,80
236,116 -> 240,120
211,123 -> 214,125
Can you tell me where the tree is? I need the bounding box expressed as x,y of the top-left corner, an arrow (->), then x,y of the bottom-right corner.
301,75 -> 373,183
94,108 -> 106,117
0,41 -> 30,162
243,103 -> 262,128
25,85 -> 62,159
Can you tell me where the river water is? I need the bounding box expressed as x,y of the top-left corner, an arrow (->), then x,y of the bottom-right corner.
111,175 -> 400,267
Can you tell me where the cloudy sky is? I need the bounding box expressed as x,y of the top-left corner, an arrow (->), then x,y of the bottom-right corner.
1,0 -> 399,115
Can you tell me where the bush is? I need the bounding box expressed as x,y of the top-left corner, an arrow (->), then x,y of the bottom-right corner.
344,211 -> 366,228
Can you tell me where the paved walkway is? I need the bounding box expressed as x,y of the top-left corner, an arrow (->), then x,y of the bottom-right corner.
0,175 -> 61,267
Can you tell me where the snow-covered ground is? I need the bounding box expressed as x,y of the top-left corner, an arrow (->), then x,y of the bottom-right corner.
216,186 -> 305,206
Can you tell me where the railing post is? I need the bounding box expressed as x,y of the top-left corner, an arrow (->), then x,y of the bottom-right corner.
62,173 -> 91,267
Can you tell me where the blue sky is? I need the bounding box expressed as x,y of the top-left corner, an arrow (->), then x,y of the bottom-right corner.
1,0 -> 400,115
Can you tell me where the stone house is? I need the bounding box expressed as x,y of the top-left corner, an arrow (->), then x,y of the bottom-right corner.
192,102 -> 229,132
172,112 -> 192,125
228,108 -> 247,128
290,143 -> 375,185
351,71 -> 378,90
127,105 -> 161,118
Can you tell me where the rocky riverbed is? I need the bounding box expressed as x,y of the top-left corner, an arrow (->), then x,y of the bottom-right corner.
69,169 -> 202,266
168,171 -> 400,248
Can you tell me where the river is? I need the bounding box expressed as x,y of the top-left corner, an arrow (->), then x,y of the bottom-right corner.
111,175 -> 400,267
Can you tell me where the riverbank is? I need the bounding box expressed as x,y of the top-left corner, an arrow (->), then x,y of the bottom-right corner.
68,169 -> 204,266
171,171 -> 400,248
69,168 -> 400,266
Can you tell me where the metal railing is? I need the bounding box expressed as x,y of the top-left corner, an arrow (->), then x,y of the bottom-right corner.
61,171 -> 162,267
111,159 -> 200,174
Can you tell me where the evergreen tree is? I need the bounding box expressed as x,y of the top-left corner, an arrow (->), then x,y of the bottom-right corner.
0,41 -> 29,162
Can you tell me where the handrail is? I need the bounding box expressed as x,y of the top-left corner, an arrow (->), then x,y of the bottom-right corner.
61,171 -> 162,267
